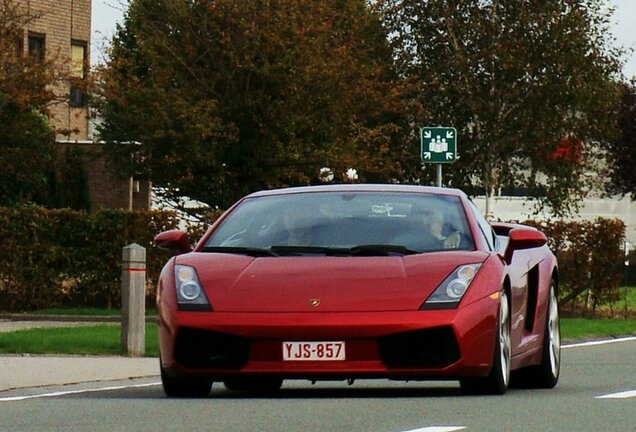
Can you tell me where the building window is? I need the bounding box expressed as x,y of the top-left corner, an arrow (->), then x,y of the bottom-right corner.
69,40 -> 87,107
28,32 -> 45,63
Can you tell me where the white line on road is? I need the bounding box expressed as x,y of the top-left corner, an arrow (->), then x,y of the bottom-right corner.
401,427 -> 466,432
2,336 -> 634,405
562,337 -> 636,401
0,381 -> 161,402
562,336 -> 636,349
596,390 -> 636,399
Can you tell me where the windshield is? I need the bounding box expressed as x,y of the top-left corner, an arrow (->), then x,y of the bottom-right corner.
204,191 -> 475,254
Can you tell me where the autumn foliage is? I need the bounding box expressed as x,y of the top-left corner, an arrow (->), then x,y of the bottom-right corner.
97,0 -> 410,208
380,0 -> 622,215
0,0 -> 69,206
549,137 -> 583,164
606,81 -> 636,198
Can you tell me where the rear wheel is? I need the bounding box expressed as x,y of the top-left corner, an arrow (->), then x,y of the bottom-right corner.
160,365 -> 212,398
224,377 -> 283,393
512,280 -> 560,388
460,290 -> 511,395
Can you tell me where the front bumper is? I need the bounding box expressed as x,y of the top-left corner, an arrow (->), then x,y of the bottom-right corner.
158,295 -> 498,381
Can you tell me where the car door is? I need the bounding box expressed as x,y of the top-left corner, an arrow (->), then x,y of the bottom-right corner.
492,224 -> 543,355
469,203 -> 531,356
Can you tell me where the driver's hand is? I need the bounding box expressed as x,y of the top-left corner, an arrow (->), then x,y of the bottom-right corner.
443,232 -> 461,249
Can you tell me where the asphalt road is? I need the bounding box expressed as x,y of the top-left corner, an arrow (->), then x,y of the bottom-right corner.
1,338 -> 634,432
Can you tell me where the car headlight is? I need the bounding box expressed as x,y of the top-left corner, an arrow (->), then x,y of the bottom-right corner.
175,265 -> 212,311
420,263 -> 482,310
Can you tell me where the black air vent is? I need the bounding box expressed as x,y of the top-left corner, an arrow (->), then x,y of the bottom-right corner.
379,326 -> 460,368
174,328 -> 249,369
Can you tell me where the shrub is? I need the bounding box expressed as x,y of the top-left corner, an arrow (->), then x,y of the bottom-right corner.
0,207 -> 184,311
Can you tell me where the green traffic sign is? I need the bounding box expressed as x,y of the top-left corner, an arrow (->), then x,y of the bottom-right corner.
421,127 -> 457,163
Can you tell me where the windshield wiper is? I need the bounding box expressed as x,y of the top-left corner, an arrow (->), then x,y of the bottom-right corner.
199,246 -> 278,257
269,244 -> 419,257
346,244 -> 420,256
269,245 -> 349,256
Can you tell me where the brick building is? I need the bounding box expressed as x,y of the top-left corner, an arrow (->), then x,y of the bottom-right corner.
16,0 -> 151,210
55,140 -> 153,211
22,0 -> 91,141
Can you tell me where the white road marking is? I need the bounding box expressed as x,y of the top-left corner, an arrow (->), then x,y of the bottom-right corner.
2,335 -> 634,406
562,337 -> 636,400
562,336 -> 636,349
596,390 -> 636,399
0,381 -> 161,402
401,427 -> 466,432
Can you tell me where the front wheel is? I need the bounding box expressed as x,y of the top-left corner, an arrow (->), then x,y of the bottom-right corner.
460,289 -> 511,395
512,280 -> 560,388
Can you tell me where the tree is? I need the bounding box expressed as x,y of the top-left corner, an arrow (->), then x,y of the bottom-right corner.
0,0 -> 62,206
97,0 -> 408,209
605,81 -> 636,198
0,95 -> 56,206
380,0 -> 623,215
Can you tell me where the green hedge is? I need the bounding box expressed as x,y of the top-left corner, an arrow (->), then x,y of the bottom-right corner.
0,208 -> 627,313
0,208 -> 183,311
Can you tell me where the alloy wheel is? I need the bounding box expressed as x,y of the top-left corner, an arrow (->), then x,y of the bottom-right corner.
499,291 -> 511,387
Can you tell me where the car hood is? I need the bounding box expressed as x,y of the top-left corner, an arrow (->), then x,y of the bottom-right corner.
176,251 -> 489,312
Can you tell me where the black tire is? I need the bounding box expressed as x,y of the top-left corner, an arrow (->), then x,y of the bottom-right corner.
224,377 -> 283,393
512,280 -> 560,388
460,290 -> 511,395
161,365 -> 212,398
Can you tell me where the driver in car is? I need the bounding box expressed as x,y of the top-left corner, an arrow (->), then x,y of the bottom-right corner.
428,210 -> 461,249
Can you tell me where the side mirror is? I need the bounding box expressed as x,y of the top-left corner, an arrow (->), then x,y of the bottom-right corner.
503,227 -> 547,263
154,230 -> 192,254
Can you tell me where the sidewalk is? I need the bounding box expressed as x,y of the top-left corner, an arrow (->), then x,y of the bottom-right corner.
0,355 -> 158,391
0,316 -> 159,392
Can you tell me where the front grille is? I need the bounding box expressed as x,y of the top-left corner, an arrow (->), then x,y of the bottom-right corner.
174,328 -> 249,369
379,326 -> 460,368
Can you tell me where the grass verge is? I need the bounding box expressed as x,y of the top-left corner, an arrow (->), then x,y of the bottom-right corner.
560,318 -> 636,341
0,318 -> 634,356
0,324 -> 158,357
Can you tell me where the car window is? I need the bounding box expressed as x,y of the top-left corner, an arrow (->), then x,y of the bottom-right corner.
205,191 -> 476,254
468,201 -> 496,251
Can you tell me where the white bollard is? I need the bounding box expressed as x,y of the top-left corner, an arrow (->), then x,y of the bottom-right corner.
121,243 -> 146,357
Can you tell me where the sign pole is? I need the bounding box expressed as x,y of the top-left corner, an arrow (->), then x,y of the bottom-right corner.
437,164 -> 442,187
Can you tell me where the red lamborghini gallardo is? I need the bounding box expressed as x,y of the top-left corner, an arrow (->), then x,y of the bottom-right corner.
154,184 -> 560,397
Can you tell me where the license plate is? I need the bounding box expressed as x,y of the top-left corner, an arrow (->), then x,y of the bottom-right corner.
282,341 -> 346,361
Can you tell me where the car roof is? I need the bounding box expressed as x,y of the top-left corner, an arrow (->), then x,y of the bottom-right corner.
246,184 -> 468,199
